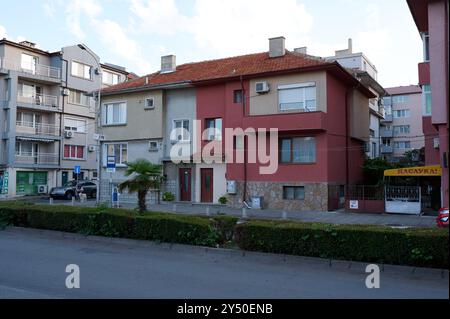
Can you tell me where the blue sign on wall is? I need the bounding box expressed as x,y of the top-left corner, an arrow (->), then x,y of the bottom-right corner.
74,166 -> 81,174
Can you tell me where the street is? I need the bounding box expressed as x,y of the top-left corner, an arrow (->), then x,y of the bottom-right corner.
0,227 -> 448,299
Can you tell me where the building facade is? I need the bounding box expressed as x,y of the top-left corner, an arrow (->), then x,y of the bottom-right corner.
407,0 -> 449,207
381,85 -> 424,162
0,39 -> 131,197
99,37 -> 374,211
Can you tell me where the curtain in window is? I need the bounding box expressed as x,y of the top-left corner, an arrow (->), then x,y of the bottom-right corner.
279,87 -> 303,110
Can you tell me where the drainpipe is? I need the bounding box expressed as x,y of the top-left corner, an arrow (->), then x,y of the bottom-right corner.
240,75 -> 247,204
59,57 -> 69,184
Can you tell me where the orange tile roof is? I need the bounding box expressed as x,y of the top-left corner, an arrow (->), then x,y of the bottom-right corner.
102,51 -> 334,94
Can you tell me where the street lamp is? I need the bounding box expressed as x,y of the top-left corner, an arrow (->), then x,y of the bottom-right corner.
78,44 -> 102,205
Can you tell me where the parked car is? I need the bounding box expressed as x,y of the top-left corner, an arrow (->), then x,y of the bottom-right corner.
49,180 -> 97,200
436,207 -> 449,227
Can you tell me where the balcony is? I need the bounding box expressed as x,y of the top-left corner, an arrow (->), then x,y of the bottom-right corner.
380,128 -> 394,138
0,57 -> 61,82
242,111 -> 326,132
381,145 -> 393,154
17,93 -> 61,112
381,114 -> 392,123
16,121 -> 61,138
15,152 -> 59,166
418,62 -> 430,85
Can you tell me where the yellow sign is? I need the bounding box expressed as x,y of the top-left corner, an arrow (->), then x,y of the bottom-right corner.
384,165 -> 442,177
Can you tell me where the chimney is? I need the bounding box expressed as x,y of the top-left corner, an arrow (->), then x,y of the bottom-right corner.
347,38 -> 352,53
19,40 -> 36,48
294,47 -> 307,55
161,55 -> 176,73
269,37 -> 286,58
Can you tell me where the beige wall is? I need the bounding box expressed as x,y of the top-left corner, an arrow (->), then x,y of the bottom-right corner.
249,71 -> 327,115
349,89 -> 370,142
101,90 -> 164,141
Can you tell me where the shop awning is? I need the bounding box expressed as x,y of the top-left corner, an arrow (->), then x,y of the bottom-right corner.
384,165 -> 442,177
16,137 -> 55,143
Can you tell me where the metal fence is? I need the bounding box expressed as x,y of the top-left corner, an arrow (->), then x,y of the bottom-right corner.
346,185 -> 384,200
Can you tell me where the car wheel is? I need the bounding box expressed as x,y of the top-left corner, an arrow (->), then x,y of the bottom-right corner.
65,192 -> 73,200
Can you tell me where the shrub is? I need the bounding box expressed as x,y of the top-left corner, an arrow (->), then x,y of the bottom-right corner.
162,192 -> 175,202
218,196 -> 228,205
234,220 -> 449,268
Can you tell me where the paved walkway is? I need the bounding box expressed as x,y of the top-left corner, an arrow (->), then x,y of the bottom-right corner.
10,197 -> 437,228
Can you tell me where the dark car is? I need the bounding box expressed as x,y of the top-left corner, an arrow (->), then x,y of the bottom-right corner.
50,180 -> 97,200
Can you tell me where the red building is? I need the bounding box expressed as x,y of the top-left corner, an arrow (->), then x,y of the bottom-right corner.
408,0 -> 449,207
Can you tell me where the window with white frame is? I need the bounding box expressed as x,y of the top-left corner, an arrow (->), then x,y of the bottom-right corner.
21,53 -> 38,73
68,89 -> 95,107
205,118 -> 222,141
172,119 -> 190,142
392,95 -> 409,104
64,118 -> 86,133
393,109 -> 410,118
278,83 -> 316,112
394,141 -> 411,149
15,141 -> 37,156
71,61 -> 92,80
102,71 -> 120,85
64,145 -> 84,159
422,84 -> 432,116
422,32 -> 430,62
393,125 -> 410,135
102,102 -> 127,125
104,143 -> 128,166
144,97 -> 155,109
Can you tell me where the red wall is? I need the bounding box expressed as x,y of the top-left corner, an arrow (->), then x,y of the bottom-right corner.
422,116 -> 440,165
195,71 -> 364,184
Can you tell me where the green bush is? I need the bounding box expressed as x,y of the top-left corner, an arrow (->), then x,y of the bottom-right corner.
234,220 -> 449,268
162,192 -> 175,201
218,196 -> 227,205
0,201 -> 238,248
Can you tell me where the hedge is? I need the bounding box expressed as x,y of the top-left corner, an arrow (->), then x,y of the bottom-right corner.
235,220 -> 449,268
0,201 -> 448,268
0,201 -> 237,247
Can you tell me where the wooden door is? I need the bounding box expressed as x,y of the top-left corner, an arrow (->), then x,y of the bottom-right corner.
200,168 -> 213,203
179,168 -> 192,201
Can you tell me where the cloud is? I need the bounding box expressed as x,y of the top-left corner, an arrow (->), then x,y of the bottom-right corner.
65,0 -> 103,39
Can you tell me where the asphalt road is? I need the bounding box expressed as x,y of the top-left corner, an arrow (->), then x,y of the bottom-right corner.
0,227 -> 448,299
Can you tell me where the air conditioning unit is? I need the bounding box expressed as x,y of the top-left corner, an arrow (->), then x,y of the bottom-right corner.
64,130 -> 74,138
255,81 -> 270,94
62,88 -> 70,96
149,141 -> 159,151
38,185 -> 48,194
88,145 -> 96,152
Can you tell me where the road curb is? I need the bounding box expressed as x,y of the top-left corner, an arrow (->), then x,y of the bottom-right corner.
4,226 -> 448,280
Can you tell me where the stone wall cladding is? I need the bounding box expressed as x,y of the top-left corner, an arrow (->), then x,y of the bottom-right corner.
226,181 -> 329,211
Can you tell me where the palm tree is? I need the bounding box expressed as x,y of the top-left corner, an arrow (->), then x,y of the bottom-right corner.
118,159 -> 163,213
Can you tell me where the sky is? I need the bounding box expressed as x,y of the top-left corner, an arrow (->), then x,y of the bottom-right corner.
0,0 -> 423,87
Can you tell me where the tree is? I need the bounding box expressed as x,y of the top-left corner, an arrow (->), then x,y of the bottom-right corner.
362,157 -> 396,186
118,159 -> 163,213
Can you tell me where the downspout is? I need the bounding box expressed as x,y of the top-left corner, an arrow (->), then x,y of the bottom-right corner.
345,88 -> 350,187
240,75 -> 247,204
59,57 -> 69,184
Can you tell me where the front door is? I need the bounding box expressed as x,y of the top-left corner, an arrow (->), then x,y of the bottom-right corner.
179,168 -> 191,201
200,168 -> 213,203
62,171 -> 69,186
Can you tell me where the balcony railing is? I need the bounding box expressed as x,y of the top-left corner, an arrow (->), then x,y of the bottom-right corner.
17,92 -> 59,109
381,114 -> 393,122
381,145 -> 393,154
380,128 -> 394,138
15,152 -> 59,165
16,121 -> 61,137
0,57 -> 61,79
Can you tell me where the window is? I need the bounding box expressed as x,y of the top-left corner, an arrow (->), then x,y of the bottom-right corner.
21,53 -> 38,72
393,109 -> 410,118
71,61 -> 92,80
233,90 -> 243,103
369,129 -> 375,138
173,119 -> 190,142
280,137 -> 316,163
15,142 -> 36,156
394,141 -> 411,149
278,83 -> 316,112
205,118 -> 222,141
393,125 -> 410,135
69,90 -> 95,107
283,186 -> 305,200
392,95 -> 408,104
102,102 -> 127,125
422,84 -> 432,115
104,144 -> 127,165
64,145 -> 84,159
102,71 -> 120,85
144,97 -> 154,109
422,32 -> 430,62
64,118 -> 86,133
371,142 -> 377,158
